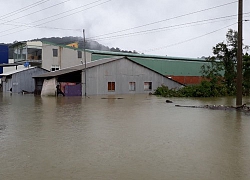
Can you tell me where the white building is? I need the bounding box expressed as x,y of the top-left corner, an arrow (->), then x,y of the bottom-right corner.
12,41 -> 90,72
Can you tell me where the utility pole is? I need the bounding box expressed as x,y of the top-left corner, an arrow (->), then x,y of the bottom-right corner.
83,29 -> 87,97
236,0 -> 243,106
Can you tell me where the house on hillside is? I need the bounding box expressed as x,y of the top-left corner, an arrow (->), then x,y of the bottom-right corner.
0,67 -> 49,93
33,57 -> 184,96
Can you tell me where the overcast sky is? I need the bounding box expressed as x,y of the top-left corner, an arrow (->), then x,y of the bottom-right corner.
0,0 -> 249,58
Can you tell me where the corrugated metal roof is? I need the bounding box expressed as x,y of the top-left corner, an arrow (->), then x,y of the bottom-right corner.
33,57 -> 123,78
0,67 -> 36,76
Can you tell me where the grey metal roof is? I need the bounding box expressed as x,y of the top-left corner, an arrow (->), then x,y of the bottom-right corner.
33,57 -> 123,78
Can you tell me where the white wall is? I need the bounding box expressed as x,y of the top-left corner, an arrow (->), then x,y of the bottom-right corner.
0,59 -> 26,84
42,43 -> 92,71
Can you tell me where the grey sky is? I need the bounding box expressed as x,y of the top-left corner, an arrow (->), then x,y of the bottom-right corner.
0,0 -> 249,58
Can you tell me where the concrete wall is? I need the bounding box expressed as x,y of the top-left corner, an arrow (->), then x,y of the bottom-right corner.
82,58 -> 183,95
42,44 -> 92,71
2,68 -> 48,93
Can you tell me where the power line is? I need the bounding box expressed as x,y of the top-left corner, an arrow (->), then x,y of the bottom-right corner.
87,1 -> 238,39
142,22 -> 238,53
87,13 -> 250,42
0,0 -> 70,28
0,0 -> 51,20
0,0 -> 111,37
0,22 -> 82,31
88,15 -> 239,41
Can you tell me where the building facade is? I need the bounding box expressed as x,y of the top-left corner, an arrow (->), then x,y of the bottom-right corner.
34,57 -> 183,96
12,41 -> 91,71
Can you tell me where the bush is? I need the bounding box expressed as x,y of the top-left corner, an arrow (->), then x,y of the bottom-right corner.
154,81 -> 229,97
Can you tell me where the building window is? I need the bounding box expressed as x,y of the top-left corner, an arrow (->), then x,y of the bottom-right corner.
108,82 -> 115,91
144,82 -> 152,91
52,49 -> 58,57
129,82 -> 136,91
77,51 -> 82,58
51,65 -> 60,71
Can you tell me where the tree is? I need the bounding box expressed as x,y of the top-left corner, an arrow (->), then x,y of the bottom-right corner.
212,29 -> 238,95
243,53 -> 250,95
201,29 -> 240,95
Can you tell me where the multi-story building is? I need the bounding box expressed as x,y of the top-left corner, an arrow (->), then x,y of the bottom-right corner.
12,41 -> 90,72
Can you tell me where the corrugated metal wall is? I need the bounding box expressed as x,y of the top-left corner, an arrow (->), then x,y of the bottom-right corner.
2,68 -> 48,93
83,58 -> 183,95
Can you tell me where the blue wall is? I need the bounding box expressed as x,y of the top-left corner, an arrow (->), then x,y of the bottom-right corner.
0,45 -> 9,75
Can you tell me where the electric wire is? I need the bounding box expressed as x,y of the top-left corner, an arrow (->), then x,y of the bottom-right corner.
0,0 -> 247,56
0,0 -> 51,20
0,0 -> 236,40
0,20 -> 247,54
0,0 -> 236,37
88,15 -> 239,41
87,13 -> 250,42
87,1 -> 238,39
0,0 -> 111,37
142,22 -> 238,53
0,0 -> 70,28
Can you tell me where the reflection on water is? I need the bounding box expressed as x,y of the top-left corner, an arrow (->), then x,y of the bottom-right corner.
0,93 -> 250,180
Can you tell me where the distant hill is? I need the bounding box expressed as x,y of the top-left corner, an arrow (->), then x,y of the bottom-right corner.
2,36 -> 138,59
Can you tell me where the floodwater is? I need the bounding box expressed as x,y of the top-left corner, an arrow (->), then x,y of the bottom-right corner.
1,93 -> 250,180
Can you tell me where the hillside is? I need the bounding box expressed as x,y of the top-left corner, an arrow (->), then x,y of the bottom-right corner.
2,36 -> 138,59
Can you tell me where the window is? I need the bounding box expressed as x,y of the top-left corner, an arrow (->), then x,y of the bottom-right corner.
129,82 -> 136,91
51,65 -> 60,71
144,82 -> 152,91
108,82 -> 115,91
52,49 -> 58,57
77,51 -> 82,58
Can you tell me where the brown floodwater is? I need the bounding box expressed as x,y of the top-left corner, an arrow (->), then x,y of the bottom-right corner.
0,93 -> 250,180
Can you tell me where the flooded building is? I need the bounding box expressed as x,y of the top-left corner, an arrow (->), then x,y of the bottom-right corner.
34,57 -> 183,96
0,67 -> 49,93
11,41 -> 211,85
11,41 -> 88,72
87,50 -> 209,85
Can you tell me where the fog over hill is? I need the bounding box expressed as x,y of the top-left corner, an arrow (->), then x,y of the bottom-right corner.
1,36 -> 139,59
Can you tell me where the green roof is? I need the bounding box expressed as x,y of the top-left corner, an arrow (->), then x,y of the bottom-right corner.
87,49 -> 206,62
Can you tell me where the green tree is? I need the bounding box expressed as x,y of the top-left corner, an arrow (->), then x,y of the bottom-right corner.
212,29 -> 237,95
243,53 -> 250,95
